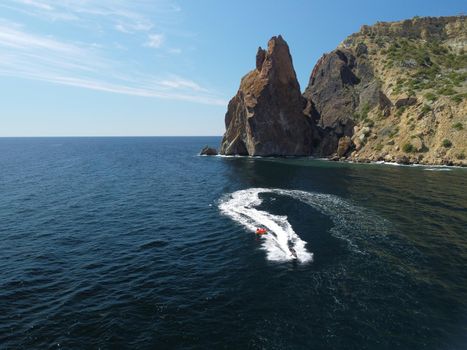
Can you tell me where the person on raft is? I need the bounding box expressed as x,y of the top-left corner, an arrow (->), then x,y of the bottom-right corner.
289,246 -> 298,259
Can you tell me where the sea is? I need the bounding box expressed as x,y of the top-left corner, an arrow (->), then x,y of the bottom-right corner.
0,137 -> 466,350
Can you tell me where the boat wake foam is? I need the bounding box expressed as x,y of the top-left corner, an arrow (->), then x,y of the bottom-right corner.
219,188 -> 382,263
219,188 -> 312,263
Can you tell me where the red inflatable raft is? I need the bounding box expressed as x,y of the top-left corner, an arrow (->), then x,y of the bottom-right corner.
256,228 -> 267,235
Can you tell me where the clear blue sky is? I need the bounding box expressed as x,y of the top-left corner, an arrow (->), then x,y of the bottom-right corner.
0,0 -> 465,136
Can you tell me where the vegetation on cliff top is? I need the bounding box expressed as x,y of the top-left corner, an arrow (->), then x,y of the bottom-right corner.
336,15 -> 466,166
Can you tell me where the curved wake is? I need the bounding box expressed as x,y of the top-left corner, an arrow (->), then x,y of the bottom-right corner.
219,188 -> 312,263
219,188 -> 385,263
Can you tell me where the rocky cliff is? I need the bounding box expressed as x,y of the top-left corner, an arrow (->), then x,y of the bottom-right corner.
305,15 -> 467,166
220,36 -> 316,156
220,16 -> 466,166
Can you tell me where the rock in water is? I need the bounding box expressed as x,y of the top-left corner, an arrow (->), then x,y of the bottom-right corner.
200,146 -> 218,156
220,35 -> 315,156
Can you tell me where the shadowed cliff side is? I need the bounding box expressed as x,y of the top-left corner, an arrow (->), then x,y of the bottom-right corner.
303,47 -> 392,157
304,15 -> 466,165
220,36 -> 317,156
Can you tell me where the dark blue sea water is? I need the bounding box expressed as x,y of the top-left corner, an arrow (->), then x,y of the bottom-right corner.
1,137 -> 466,350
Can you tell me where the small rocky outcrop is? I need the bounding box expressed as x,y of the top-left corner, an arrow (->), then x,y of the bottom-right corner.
337,136 -> 353,157
220,36 -> 316,156
395,97 -> 417,108
200,146 -> 218,156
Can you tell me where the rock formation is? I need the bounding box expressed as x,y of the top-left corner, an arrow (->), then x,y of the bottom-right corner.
219,16 -> 466,166
200,146 -> 218,156
219,36 -> 316,156
303,47 -> 392,156
304,15 -> 466,165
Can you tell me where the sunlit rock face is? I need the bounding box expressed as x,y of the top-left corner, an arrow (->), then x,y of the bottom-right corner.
220,36 -> 316,156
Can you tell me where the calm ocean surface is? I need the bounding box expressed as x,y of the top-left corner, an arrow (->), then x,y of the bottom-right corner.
0,137 -> 466,349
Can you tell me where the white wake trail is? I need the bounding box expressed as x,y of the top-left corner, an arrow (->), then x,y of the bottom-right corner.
219,188 -> 392,264
218,188 -> 313,263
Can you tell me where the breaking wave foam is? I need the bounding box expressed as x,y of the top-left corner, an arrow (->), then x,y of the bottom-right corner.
219,188 -> 384,263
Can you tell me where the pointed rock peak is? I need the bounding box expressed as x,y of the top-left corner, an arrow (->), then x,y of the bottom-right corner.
256,47 -> 266,71
260,35 -> 297,85
267,35 -> 288,54
220,34 -> 314,156
269,34 -> 285,43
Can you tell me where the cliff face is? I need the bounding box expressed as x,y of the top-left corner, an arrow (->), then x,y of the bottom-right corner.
303,47 -> 392,156
220,36 -> 316,156
220,16 -> 466,165
305,15 -> 467,165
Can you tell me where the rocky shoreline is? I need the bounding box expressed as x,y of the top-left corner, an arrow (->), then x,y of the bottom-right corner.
205,151 -> 466,167
333,155 -> 466,167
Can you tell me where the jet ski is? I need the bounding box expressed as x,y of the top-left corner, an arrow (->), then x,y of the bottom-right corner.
288,246 -> 298,260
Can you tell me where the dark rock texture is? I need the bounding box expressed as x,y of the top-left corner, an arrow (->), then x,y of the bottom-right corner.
302,48 -> 391,156
220,36 -> 316,156
337,136 -> 353,157
304,50 -> 359,132
395,97 -> 417,108
200,146 -> 218,156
